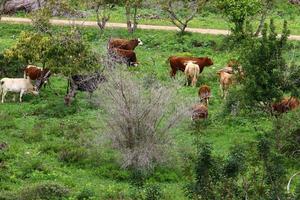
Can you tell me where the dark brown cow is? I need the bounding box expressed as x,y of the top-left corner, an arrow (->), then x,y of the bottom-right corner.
109,48 -> 138,67
272,97 -> 300,114
108,38 -> 143,50
168,56 -> 213,77
24,65 -> 51,90
192,104 -> 208,120
198,85 -> 211,106
64,72 -> 106,106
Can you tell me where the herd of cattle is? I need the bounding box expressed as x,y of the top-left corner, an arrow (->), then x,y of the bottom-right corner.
0,37 -> 299,119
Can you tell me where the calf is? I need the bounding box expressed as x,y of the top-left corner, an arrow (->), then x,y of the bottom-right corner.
168,56 -> 213,77
184,61 -> 200,87
64,72 -> 106,106
109,48 -> 138,67
0,78 -> 39,103
198,85 -> 211,106
192,104 -> 208,120
108,38 -> 143,50
272,97 -> 300,114
217,71 -> 233,99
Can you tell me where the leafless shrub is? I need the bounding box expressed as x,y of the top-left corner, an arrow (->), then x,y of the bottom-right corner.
94,68 -> 192,171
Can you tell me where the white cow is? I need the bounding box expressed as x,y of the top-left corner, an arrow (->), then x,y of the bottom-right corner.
0,78 -> 39,103
184,61 -> 200,87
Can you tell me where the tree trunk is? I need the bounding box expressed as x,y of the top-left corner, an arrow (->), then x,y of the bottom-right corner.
2,0 -> 45,14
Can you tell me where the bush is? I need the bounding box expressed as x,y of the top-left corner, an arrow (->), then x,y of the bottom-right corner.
144,184 -> 163,200
77,188 -> 96,200
19,182 -> 70,200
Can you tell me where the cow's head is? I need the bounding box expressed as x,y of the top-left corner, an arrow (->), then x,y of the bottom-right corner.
204,57 -> 214,66
31,86 -> 39,96
137,38 -> 143,46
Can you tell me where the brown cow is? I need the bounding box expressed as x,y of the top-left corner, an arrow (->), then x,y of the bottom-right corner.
192,104 -> 208,120
24,65 -> 51,90
110,48 -> 138,67
108,38 -> 143,50
217,71 -> 233,99
168,56 -> 213,77
198,85 -> 211,106
272,97 -> 300,114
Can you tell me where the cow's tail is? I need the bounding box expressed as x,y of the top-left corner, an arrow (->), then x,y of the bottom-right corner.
0,79 -> 4,96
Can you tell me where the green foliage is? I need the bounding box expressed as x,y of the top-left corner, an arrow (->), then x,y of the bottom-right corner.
144,184 -> 163,200
46,29 -> 100,76
77,188 -> 96,200
19,182 -> 70,200
217,0 -> 261,37
30,7 -> 52,34
241,19 -> 293,113
4,31 -> 51,66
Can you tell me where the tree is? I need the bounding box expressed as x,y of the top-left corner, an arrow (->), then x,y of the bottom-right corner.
4,31 -> 52,67
241,19 -> 297,114
160,0 -> 208,34
217,0 -> 261,38
124,0 -> 141,33
46,29 -> 100,77
87,0 -> 119,31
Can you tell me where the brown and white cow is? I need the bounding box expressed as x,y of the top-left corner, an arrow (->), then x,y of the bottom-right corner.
108,38 -> 143,50
198,85 -> 211,106
191,104 -> 208,121
184,61 -> 200,87
168,56 -> 213,77
0,78 -> 39,103
24,65 -> 51,90
272,97 -> 300,114
217,71 -> 233,99
109,48 -> 138,67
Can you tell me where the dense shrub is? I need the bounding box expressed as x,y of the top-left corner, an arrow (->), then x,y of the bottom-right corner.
77,188 -> 96,200
19,182 -> 70,200
144,184 -> 163,200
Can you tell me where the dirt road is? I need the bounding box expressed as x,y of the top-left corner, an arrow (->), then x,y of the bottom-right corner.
1,17 -> 300,41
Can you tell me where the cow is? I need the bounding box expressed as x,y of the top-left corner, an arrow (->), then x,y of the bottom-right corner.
217,71 -> 233,99
184,61 -> 200,87
24,65 -> 51,90
109,48 -> 138,67
198,85 -> 211,106
108,38 -> 143,50
221,60 -> 245,80
192,104 -> 208,120
64,72 -> 106,106
272,97 -> 300,114
0,78 -> 39,103
168,56 -> 213,77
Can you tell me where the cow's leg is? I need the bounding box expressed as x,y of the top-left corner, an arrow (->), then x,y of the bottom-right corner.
19,90 -> 24,103
220,84 -> 224,98
170,69 -> 176,78
1,91 -> 7,103
12,95 -> 16,102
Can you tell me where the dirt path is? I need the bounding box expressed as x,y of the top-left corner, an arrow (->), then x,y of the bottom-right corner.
1,17 -> 300,41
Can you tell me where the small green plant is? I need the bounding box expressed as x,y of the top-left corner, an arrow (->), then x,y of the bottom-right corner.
19,182 -> 70,200
77,188 -> 96,200
145,183 -> 163,200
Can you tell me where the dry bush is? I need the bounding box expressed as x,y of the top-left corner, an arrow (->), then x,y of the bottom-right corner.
95,68 -> 191,171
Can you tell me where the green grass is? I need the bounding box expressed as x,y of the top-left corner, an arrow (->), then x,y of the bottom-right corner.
0,23 -> 299,199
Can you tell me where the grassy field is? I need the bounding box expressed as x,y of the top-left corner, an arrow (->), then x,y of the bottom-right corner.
0,22 -> 300,199
9,1 -> 300,35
